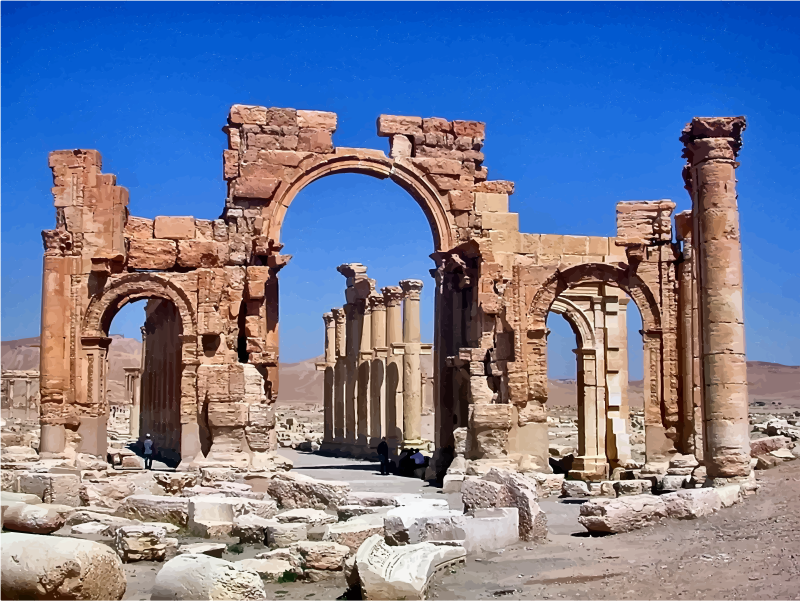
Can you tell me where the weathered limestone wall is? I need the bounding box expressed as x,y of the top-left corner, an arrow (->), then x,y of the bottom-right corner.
140,299 -> 182,465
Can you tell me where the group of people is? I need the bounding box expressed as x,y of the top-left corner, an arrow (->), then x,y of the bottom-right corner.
376,437 -> 428,478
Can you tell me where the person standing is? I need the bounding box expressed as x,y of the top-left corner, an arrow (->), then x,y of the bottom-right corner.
377,437 -> 390,475
143,433 -> 154,470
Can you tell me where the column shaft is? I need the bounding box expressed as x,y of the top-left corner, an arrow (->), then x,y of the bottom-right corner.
400,279 -> 424,443
383,286 -> 404,449
682,117 -> 750,479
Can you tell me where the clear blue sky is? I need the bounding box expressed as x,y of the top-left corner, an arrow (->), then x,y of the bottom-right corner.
2,2 -> 799,378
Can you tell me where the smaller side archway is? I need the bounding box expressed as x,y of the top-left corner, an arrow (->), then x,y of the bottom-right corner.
523,263 -> 664,480
75,273 -> 202,467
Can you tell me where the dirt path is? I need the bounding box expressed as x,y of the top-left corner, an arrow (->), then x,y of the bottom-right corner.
431,461 -> 800,600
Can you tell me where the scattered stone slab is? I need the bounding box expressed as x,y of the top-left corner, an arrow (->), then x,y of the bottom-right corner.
254,548 -> 304,570
2,502 -> 74,534
442,474 -> 465,494
662,488 -> 722,520
482,468 -> 548,542
660,474 -> 691,490
266,521 -> 308,547
1,532 -> 126,600
276,507 -> 337,526
561,480 -> 590,498
336,505 -> 386,521
80,478 -> 136,510
356,534 -> 466,600
770,448 -> 796,460
462,507 -> 519,554
344,491 -> 400,507
121,455 -> 145,469
66,510 -> 136,534
116,494 -> 189,526
0,491 -> 42,505
177,542 -> 227,558
151,554 -> 266,600
755,455 -> 782,470
294,540 -> 350,571
613,479 -> 653,496
238,558 -> 301,581
384,504 -> 466,545
233,514 -> 272,544
716,484 -> 744,508
18,473 -> 80,507
579,494 -> 668,533
528,472 -> 565,497
71,521 -> 111,535
1,446 -> 39,462
115,524 -> 167,562
268,472 -> 350,510
324,516 -> 384,553
462,478 -> 510,509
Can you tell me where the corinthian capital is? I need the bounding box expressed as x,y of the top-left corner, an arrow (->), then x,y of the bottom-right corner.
381,286 -> 403,307
680,116 -> 746,166
400,279 -> 424,300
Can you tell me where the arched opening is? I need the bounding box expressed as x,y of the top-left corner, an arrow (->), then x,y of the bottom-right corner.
529,263 -> 660,481
276,172 -> 438,463
80,273 -> 200,467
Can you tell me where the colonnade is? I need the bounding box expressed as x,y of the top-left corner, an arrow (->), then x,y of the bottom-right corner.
317,263 -> 431,458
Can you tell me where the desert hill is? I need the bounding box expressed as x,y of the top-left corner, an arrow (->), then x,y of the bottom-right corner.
3,336 -> 798,409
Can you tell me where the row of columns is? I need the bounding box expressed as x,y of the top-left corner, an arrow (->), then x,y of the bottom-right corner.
317,263 -> 431,458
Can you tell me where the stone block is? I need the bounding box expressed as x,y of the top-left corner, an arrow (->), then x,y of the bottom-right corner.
297,110 -> 337,130
452,120 -> 485,138
660,474 -> 691,490
0,492 -> 42,505
121,455 -> 145,469
482,212 -> 519,232
463,507 -> 519,554
80,478 -> 136,510
356,534 -> 466,601
2,503 -> 74,534
266,520 -> 308,547
447,189 -> 473,212
716,484 -> 744,508
294,540 -> 350,571
389,134 -> 413,158
377,115 -> 423,136
177,240 -> 224,268
232,514 -> 271,544
298,129 -> 333,153
154,472 -> 198,496
750,435 -> 790,457
127,238 -> 177,269
384,505 -> 466,545
561,479 -> 591,498
474,192 -> 508,213
237,558 -> 301,581
154,216 -> 195,240
115,524 -> 167,562
323,516 -> 384,553
442,474 -> 465,494
268,472 -> 350,510
662,488 -> 722,519
344,491 -> 400,507
613,479 -> 653,496
152,554 -> 266,600
177,542 -> 227,558
115,494 -> 189,526
18,473 -> 80,507
124,216 -> 154,239
482,469 -> 547,543
66,510 -> 136,534
229,104 -> 268,125
276,508 -> 337,526
232,176 -> 280,199
579,494 -> 668,533
1,533 -> 126,600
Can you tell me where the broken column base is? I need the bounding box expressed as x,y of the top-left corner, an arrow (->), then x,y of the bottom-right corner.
568,455 -> 609,482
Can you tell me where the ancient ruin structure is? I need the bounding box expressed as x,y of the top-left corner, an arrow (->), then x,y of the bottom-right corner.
1,371 -> 40,421
316,265 -> 433,458
37,106 -> 750,483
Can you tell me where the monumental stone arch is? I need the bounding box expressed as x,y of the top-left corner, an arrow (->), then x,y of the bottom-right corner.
37,108 -> 753,486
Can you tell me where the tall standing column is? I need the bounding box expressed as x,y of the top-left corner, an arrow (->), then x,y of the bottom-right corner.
682,117 -> 750,480
321,312 -> 336,443
400,279 -> 424,444
356,299 -> 372,451
369,294 -> 387,447
332,308 -> 347,444
383,286 -> 404,450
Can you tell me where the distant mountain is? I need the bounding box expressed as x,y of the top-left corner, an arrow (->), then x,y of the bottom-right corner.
3,336 -> 797,409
